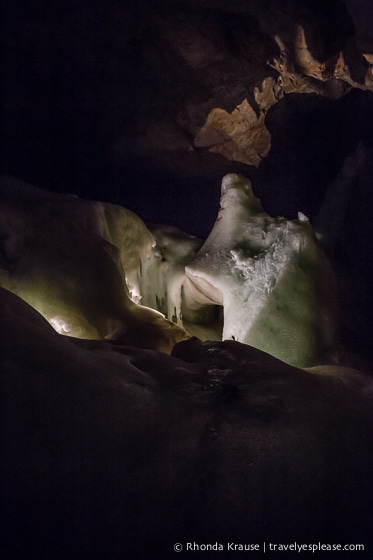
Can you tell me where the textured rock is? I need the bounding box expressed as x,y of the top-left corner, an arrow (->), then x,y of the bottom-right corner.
3,0 -> 372,189
194,78 -> 281,166
1,288 -> 372,559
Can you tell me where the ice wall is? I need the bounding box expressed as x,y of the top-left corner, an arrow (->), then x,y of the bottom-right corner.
184,174 -> 337,367
0,176 -> 187,352
0,174 -> 337,365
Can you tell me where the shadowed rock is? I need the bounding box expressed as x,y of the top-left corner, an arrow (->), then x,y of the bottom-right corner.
1,288 -> 372,559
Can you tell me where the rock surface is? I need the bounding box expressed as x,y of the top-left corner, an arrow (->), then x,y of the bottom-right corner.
1,288 -> 373,559
2,0 -> 373,207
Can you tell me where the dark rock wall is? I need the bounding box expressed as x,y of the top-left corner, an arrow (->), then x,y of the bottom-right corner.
1,290 -> 373,559
2,1 -> 371,214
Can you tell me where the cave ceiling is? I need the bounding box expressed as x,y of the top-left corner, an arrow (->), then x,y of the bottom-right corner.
1,0 -> 373,231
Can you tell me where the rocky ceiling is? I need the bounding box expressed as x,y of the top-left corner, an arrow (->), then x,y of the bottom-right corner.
1,0 -> 373,361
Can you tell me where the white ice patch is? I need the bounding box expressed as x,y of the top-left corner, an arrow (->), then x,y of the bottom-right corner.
49,316 -> 71,335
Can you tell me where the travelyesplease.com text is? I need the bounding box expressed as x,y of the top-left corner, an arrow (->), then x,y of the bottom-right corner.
173,541 -> 365,553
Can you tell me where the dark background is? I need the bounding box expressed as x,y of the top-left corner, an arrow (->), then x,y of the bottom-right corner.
1,0 -> 372,236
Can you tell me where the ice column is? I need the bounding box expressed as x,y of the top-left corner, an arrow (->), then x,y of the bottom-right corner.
184,174 -> 336,367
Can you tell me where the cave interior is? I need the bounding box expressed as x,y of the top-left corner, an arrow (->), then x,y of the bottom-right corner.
1,1 -> 373,558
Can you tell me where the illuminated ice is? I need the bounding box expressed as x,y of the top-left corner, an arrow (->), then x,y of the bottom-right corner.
184,174 -> 336,367
140,226 -> 202,325
0,176 -> 187,352
0,174 -> 336,365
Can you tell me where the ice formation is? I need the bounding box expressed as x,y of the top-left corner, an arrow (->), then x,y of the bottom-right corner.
140,225 -> 202,325
0,174 -> 336,365
0,176 -> 187,352
184,174 -> 336,367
